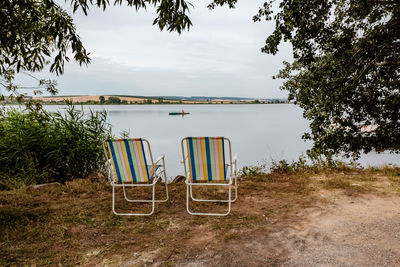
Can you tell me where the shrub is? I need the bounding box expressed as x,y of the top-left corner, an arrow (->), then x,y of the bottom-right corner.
269,155 -> 359,174
239,164 -> 266,177
238,155 -> 362,178
0,104 -> 111,189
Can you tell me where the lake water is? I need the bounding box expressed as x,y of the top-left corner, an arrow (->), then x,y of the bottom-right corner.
44,104 -> 399,177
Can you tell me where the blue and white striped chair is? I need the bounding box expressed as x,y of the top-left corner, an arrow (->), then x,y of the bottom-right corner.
181,137 -> 238,216
103,138 -> 168,216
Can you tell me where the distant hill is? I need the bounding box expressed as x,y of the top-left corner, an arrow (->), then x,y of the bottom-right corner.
98,95 -> 288,102
30,95 -> 288,104
154,96 -> 255,101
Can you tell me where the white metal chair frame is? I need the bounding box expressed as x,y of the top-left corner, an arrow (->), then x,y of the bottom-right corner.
103,138 -> 169,216
181,137 -> 238,216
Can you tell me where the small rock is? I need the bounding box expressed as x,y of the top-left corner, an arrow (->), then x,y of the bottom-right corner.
92,250 -> 100,256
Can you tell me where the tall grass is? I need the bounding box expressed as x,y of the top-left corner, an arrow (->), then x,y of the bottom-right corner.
0,104 -> 111,189
239,155 -> 362,177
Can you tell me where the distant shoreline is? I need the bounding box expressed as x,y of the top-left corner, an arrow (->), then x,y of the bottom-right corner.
36,95 -> 289,104
2,102 -> 292,106
3,94 -> 290,105
34,102 -> 291,105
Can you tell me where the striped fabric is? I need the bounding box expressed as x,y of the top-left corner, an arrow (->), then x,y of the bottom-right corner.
106,139 -> 159,183
186,137 -> 228,181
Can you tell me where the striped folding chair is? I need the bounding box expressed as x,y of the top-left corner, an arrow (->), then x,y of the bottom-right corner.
181,137 -> 238,216
103,138 -> 168,216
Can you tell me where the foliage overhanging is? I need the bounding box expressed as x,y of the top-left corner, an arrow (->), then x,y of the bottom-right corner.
220,0 -> 400,158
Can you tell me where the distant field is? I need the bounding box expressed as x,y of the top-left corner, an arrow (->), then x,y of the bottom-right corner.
32,95 -> 258,104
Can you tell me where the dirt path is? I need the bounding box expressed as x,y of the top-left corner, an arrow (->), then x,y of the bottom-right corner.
281,195 -> 400,266
177,195 -> 400,266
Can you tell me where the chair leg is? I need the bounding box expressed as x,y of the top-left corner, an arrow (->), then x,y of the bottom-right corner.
122,182 -> 168,203
189,177 -> 237,203
186,183 -> 232,216
162,158 -> 169,202
112,184 -> 155,216
123,169 -> 169,203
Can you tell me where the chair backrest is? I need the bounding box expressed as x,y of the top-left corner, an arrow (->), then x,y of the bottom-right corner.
104,138 -> 152,183
183,137 -> 230,181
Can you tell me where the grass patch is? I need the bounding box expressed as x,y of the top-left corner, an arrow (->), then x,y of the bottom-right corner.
388,175 -> 400,193
224,232 -> 240,242
324,177 -> 353,190
0,166 -> 399,265
382,167 -> 400,178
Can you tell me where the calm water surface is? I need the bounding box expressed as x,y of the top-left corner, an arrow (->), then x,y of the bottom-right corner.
45,104 -> 399,177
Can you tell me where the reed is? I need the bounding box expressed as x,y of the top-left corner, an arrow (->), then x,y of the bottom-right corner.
0,104 -> 111,189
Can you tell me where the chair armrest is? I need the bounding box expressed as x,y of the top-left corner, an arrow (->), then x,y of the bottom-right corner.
105,159 -> 115,183
151,176 -> 160,185
232,153 -> 238,176
154,154 -> 166,165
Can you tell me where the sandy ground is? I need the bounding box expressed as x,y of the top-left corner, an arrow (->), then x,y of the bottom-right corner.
281,195 -> 400,266
177,195 -> 400,267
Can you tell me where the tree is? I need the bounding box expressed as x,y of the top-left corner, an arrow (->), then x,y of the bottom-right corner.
217,0 -> 400,158
274,0 -> 399,158
99,95 -> 105,104
107,96 -> 121,104
0,0 -> 194,100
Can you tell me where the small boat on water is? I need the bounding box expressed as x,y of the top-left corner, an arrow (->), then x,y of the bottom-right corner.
169,109 -> 190,116
169,112 -> 190,115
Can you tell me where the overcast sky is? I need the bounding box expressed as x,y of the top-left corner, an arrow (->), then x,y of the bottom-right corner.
21,0 -> 293,98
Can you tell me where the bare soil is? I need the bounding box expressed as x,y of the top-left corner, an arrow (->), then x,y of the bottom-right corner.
281,195 -> 400,266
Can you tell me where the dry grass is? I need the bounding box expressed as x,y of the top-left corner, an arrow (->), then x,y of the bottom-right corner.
0,167 -> 399,266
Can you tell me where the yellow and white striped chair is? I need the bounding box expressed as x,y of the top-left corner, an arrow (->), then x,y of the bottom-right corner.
181,137 -> 238,216
103,138 -> 168,216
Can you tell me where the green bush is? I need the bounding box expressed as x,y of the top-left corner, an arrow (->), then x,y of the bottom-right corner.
0,104 -> 111,189
239,164 -> 266,177
269,155 -> 359,174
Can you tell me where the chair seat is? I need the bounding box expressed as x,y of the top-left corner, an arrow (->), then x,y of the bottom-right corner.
112,164 -> 160,184
190,164 -> 229,181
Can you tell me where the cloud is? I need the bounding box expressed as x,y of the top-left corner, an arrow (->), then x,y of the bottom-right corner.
27,0 -> 294,98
